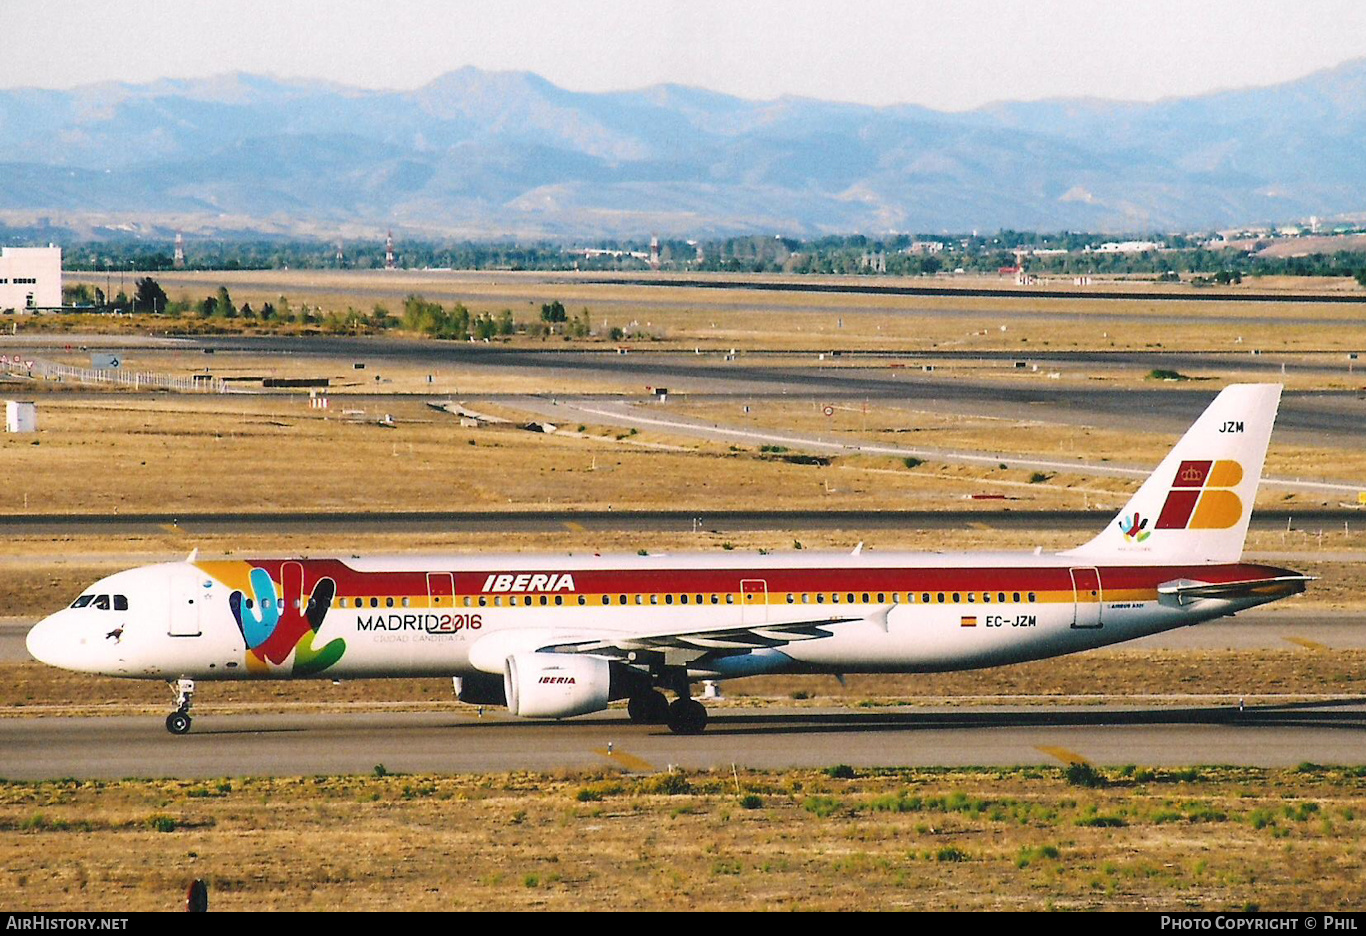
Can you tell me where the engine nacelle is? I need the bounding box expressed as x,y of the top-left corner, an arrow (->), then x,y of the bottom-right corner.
504,652 -> 648,719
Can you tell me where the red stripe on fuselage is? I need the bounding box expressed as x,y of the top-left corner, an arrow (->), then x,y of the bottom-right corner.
225,559 -> 1294,598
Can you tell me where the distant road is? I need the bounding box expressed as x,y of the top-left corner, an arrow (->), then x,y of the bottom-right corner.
602,276 -> 1366,304
0,507 -> 1360,536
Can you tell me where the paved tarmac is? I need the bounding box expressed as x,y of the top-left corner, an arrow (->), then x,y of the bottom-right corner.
0,506 -> 1360,536
1,701 -> 1363,779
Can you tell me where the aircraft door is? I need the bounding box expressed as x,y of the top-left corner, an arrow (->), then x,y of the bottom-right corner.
427,573 -> 455,609
168,569 -> 204,637
740,579 -> 768,624
1070,567 -> 1102,629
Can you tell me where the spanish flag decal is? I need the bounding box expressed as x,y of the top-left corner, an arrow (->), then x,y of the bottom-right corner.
960,616 -> 978,627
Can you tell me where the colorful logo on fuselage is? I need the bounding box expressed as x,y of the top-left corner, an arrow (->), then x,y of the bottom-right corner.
1154,459 -> 1244,530
228,566 -> 345,676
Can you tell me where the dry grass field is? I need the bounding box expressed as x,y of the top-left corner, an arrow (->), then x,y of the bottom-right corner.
2,765 -> 1364,911
55,269 -> 1366,352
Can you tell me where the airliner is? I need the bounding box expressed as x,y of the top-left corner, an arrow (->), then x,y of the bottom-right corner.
26,384 -> 1309,735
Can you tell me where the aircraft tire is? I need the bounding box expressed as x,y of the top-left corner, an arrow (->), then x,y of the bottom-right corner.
666,698 -> 707,735
166,712 -> 192,735
627,691 -> 671,724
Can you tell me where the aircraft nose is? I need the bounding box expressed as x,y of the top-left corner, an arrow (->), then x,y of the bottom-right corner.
25,615 -> 59,665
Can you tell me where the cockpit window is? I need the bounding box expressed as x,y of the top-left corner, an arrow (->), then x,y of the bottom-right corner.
70,595 -> 94,609
114,595 -> 128,611
92,595 -> 111,610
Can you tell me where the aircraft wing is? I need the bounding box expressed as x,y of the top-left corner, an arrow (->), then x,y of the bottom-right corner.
538,605 -> 890,656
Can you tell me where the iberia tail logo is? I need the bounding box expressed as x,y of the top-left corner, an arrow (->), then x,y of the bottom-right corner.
1118,459 -> 1245,541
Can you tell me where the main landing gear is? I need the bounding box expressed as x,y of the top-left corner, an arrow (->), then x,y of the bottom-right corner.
626,690 -> 670,725
666,697 -> 707,735
626,688 -> 708,734
165,678 -> 195,735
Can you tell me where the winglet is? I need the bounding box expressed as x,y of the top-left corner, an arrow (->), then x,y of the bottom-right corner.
186,548 -> 199,563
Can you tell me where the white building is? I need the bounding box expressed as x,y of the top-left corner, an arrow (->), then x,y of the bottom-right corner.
6,400 -> 36,433
0,246 -> 62,311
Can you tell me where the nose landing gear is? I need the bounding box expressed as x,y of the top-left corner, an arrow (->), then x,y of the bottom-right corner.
165,678 -> 195,735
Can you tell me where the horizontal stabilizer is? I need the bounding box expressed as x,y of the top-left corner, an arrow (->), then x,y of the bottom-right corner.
1157,575 -> 1312,605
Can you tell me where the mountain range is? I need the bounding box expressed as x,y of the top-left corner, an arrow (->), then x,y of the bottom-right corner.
2,60 -> 1365,239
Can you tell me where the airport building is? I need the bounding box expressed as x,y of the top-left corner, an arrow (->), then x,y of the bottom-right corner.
0,246 -> 62,312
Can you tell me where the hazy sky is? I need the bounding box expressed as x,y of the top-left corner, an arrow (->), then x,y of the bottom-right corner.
7,0 -> 1366,110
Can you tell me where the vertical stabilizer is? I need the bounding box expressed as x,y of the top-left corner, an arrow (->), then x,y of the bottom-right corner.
1061,384 -> 1281,564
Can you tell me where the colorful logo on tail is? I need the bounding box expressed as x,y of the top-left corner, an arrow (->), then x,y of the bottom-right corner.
1118,513 -> 1151,542
228,567 -> 346,676
1155,459 -> 1244,531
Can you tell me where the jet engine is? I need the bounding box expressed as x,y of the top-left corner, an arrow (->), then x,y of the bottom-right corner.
503,652 -> 650,719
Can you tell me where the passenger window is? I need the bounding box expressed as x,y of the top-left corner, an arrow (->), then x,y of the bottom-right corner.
802,594 -> 810,604
650,594 -> 658,605
554,595 -> 563,606
831,593 -> 840,604
402,597 -> 410,607
386,597 -> 394,608
539,595 -> 548,606
696,594 -> 703,605
725,594 -> 734,605
619,594 -> 627,605
94,595 -> 110,610
635,595 -> 643,605
816,593 -> 825,604
666,594 -> 674,605
1028,592 -> 1037,603
493,596 -> 502,607
114,595 -> 129,611
877,593 -> 886,603
679,594 -> 687,605
602,595 -> 611,605
478,596 -> 487,607
1013,592 -> 1021,603
463,596 -> 471,607
937,593 -> 945,604
922,593 -> 930,604
710,594 -> 719,605
982,592 -> 991,603
998,592 -> 1006,603
966,592 -> 975,603
246,598 -> 256,610
848,593 -> 856,604
70,595 -> 94,609
953,593 -> 961,603
786,593 -> 795,604
577,596 -> 586,606
861,593 -> 869,603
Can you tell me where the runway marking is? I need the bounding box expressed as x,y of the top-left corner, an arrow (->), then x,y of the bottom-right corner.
1283,637 -> 1329,651
563,521 -> 586,533
1035,745 -> 1090,765
593,747 -> 654,772
159,524 -> 182,533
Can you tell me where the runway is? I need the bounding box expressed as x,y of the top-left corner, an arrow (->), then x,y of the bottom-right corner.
1,701 -> 1363,779
0,506 -> 1360,535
